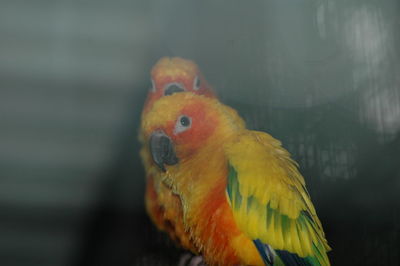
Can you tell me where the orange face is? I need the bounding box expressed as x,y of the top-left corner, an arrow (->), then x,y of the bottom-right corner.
143,57 -> 216,114
144,93 -> 225,171
167,100 -> 218,155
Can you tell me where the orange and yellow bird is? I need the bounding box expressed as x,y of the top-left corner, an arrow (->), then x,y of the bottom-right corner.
141,92 -> 331,266
140,57 -> 220,252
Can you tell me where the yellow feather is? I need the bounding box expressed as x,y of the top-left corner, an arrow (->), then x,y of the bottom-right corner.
291,219 -> 303,257
247,201 -> 259,239
267,210 -> 276,246
270,194 -> 279,210
306,220 -> 319,244
258,205 -> 268,243
274,212 -> 284,249
283,219 -> 293,252
299,220 -> 313,256
280,198 -> 290,218
238,198 -> 248,230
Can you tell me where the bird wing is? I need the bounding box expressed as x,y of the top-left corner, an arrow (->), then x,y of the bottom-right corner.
225,131 -> 331,265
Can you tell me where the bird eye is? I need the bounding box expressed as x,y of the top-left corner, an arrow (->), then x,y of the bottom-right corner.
180,116 -> 190,126
193,76 -> 200,90
150,79 -> 156,92
174,115 -> 192,134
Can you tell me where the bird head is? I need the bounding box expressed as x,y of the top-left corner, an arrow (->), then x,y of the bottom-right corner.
143,57 -> 216,114
142,93 -> 240,173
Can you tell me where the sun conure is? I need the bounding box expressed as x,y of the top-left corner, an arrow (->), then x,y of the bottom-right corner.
139,57 -> 244,253
142,56 -> 216,114
141,92 -> 331,266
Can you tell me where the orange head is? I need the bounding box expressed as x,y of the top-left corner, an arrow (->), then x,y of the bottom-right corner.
142,93 -> 239,172
143,57 -> 216,114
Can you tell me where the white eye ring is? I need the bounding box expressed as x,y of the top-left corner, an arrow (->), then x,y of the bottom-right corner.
174,115 -> 192,135
150,79 -> 156,92
193,76 -> 200,90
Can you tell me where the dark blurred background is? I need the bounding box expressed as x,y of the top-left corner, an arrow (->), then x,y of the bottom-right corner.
1,0 -> 399,265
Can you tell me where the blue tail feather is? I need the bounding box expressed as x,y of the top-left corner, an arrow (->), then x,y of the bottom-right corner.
253,239 -> 314,266
253,239 -> 274,265
275,249 -> 311,266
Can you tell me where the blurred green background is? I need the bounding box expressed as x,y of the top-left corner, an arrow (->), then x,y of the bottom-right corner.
1,0 -> 399,265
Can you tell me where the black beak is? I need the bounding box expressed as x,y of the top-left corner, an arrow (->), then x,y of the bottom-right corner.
164,83 -> 185,96
149,130 -> 179,172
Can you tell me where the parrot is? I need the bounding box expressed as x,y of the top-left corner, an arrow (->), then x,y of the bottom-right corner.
139,57 -> 244,253
141,92 -> 331,266
142,56 -> 216,115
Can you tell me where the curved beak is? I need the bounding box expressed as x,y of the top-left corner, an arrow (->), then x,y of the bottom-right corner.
149,130 -> 179,172
164,83 -> 185,96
